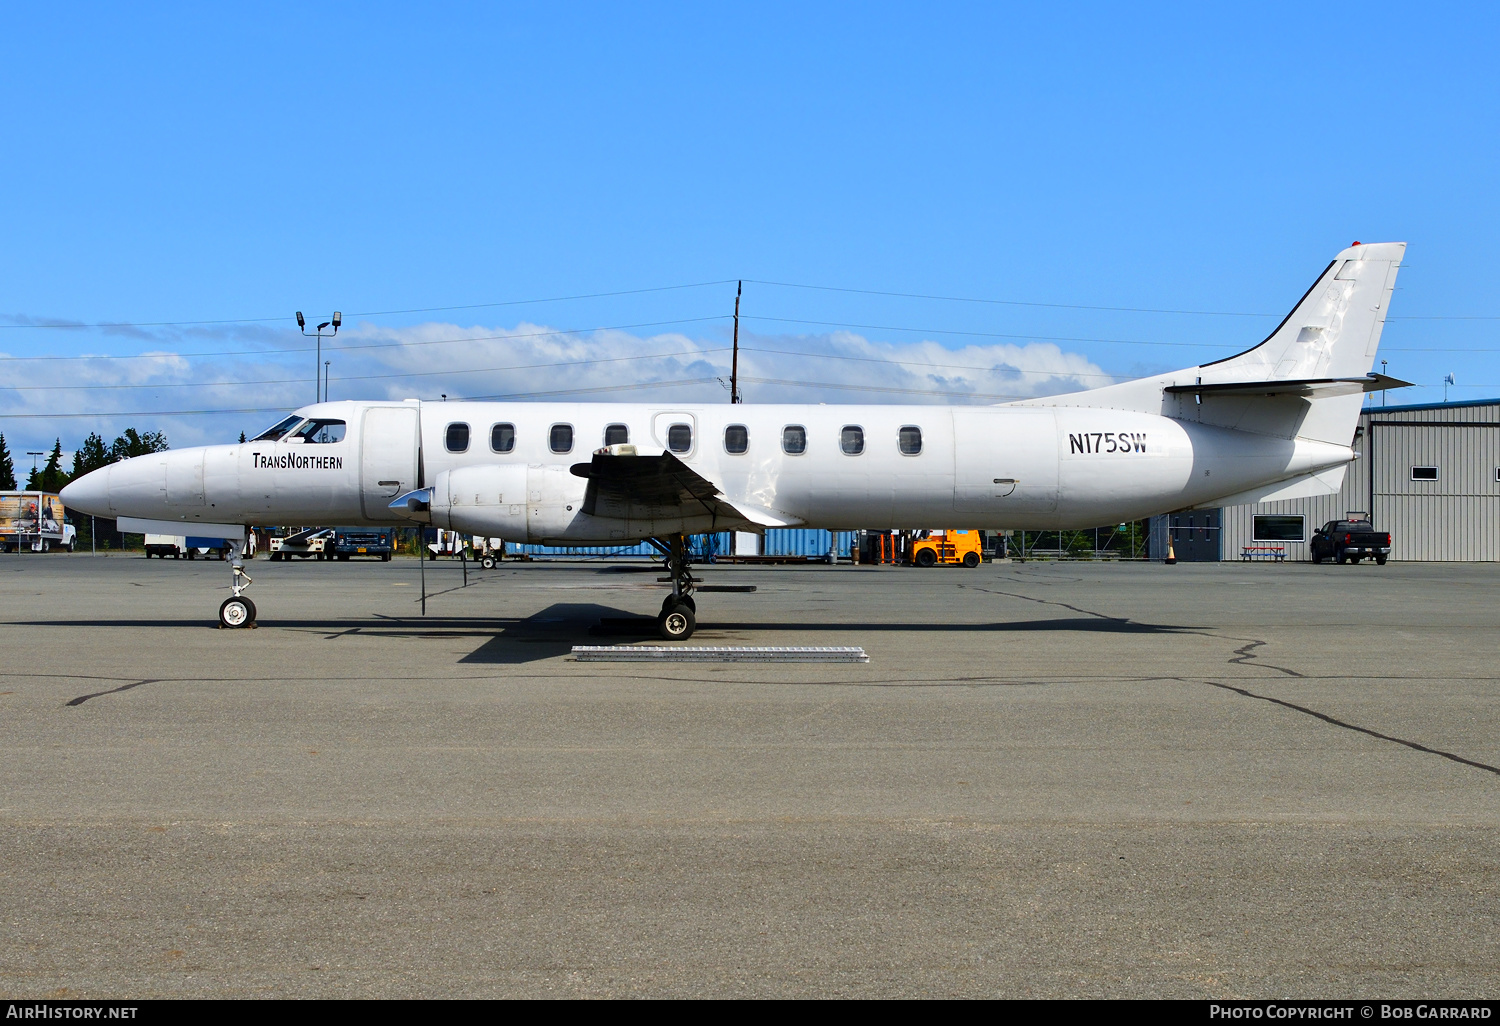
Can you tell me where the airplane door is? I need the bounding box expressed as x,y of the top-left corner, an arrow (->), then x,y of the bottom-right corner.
360,406 -> 420,520
953,410 -> 1059,514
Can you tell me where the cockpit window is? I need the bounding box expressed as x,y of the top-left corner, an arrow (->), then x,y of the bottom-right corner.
292,419 -> 347,444
251,415 -> 304,442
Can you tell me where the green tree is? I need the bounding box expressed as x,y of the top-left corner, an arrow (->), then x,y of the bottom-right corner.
71,432 -> 110,479
239,431 -> 247,443
38,438 -> 66,493
0,433 -> 14,490
109,428 -> 169,462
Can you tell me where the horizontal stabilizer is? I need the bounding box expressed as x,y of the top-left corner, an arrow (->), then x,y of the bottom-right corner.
1163,373 -> 1413,399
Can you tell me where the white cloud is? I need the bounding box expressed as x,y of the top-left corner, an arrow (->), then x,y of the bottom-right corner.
0,318 -> 1125,452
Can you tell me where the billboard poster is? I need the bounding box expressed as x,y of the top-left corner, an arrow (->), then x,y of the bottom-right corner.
0,492 -> 67,536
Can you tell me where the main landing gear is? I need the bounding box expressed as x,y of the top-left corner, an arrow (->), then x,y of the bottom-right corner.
217,541 -> 257,629
650,534 -> 697,641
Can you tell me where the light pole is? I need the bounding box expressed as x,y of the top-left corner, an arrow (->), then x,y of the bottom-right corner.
297,310 -> 341,404
1381,360 -> 1388,407
26,452 -> 42,551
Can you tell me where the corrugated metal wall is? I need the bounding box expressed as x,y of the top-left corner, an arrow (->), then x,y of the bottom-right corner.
1220,399 -> 1500,561
507,529 -> 857,560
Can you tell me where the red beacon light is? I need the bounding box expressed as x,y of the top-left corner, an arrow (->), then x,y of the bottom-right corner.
1351,241 -> 1361,246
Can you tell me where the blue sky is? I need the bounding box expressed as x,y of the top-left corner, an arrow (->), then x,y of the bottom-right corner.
2,4 -> 1497,455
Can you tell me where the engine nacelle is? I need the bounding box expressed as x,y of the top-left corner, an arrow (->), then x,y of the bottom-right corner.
429,464 -> 531,541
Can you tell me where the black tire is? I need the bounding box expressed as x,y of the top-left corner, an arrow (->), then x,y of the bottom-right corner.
188,550 -> 196,560
658,604 -> 695,641
915,548 -> 937,568
1349,556 -> 1361,564
1311,549 -> 1322,564
381,553 -> 391,562
218,596 -> 256,629
1335,553 -> 1347,565
661,593 -> 696,614
962,551 -> 981,568
1376,555 -> 1387,565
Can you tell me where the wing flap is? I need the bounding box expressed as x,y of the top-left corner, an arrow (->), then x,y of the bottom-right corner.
569,452 -> 802,530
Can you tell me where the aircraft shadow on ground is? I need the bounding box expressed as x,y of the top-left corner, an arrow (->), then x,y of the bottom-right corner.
10,608 -> 1198,667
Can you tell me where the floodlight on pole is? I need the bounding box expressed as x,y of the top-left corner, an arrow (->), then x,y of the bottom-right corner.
298,309 -> 340,403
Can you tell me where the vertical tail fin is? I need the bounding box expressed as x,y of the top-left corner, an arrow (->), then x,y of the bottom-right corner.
1202,241 -> 1404,383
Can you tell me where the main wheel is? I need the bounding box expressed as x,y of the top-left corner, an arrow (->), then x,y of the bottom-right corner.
480,555 -> 496,570
915,548 -> 937,568
962,551 -> 981,568
218,596 -> 256,629
658,604 -> 696,641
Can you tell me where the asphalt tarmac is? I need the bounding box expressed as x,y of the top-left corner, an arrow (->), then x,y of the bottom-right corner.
1,552 -> 1496,998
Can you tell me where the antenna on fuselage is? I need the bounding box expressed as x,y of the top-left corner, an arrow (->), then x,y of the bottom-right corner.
731,280 -> 743,404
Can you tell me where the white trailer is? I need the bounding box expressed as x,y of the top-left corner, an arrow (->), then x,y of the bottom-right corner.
0,491 -> 77,553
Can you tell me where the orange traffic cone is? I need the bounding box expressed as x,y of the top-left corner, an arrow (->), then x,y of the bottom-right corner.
1166,536 -> 1177,565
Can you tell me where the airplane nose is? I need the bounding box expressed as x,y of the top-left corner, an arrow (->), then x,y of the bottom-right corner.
60,467 -> 111,516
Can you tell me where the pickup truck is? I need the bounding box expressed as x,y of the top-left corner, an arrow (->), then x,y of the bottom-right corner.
1310,520 -> 1392,565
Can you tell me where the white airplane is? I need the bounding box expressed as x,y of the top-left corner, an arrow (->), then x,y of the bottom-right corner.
62,242 -> 1408,639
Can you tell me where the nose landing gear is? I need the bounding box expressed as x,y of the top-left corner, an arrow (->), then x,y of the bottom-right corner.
651,534 -> 697,641
217,542 -> 257,629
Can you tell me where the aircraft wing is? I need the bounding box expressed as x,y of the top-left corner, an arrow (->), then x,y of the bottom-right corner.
569,452 -> 802,530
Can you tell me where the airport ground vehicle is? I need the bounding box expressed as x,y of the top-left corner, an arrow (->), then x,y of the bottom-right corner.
1310,517 -> 1392,565
332,527 -> 394,561
910,529 -> 983,567
145,534 -> 231,559
0,491 -> 76,552
269,527 -> 334,560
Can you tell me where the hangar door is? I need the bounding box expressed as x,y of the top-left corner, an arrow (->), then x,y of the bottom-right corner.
360,406 -> 421,521
1371,421 -> 1500,561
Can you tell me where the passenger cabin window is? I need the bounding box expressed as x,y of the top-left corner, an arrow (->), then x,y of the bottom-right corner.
841,426 -> 864,455
899,425 -> 923,455
445,422 -> 470,453
291,418 -> 347,444
550,424 -> 574,454
490,423 -> 515,453
1411,466 -> 1438,481
782,425 -> 807,455
604,423 -> 629,446
667,423 -> 692,453
252,415 -> 304,442
724,424 -> 749,454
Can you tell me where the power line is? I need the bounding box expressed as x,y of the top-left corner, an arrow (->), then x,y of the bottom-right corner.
0,316 -> 729,362
0,280 -> 740,331
743,278 -> 1277,317
745,314 -> 1237,349
0,347 -> 733,391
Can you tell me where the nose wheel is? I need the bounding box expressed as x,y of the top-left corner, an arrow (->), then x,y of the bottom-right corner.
218,541 -> 257,628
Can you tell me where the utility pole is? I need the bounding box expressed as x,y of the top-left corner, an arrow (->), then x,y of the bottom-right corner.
730,280 -> 742,404
297,310 -> 341,403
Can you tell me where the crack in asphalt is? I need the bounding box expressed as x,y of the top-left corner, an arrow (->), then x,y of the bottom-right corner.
66,679 -> 161,707
1199,678 -> 1500,778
